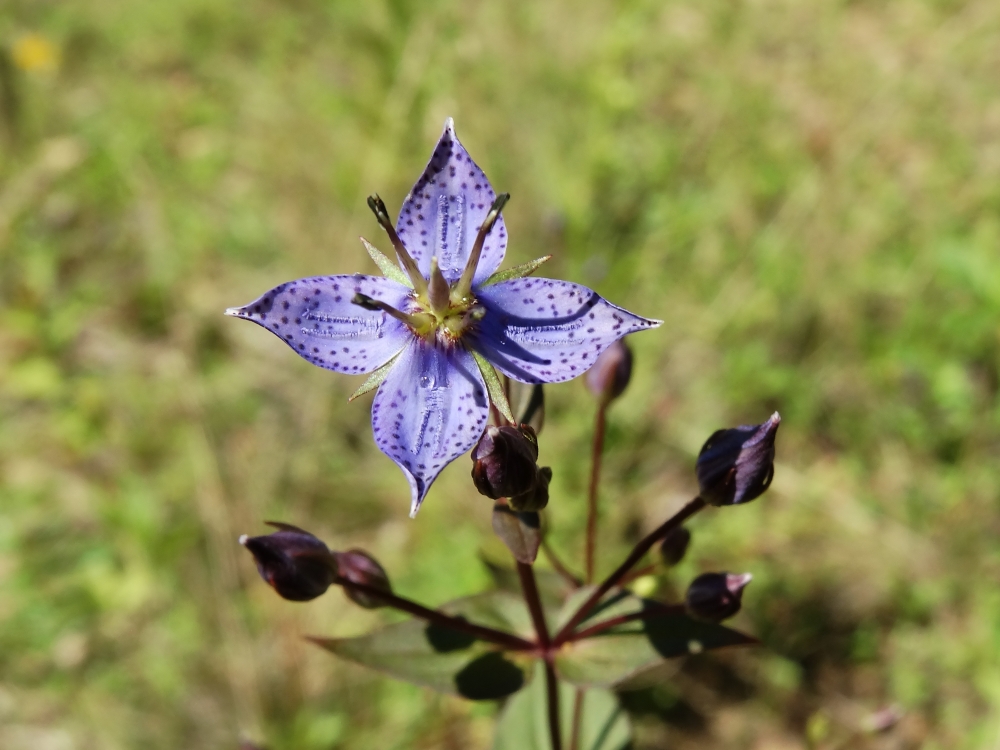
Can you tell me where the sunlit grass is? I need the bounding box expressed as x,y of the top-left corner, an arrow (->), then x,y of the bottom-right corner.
2,0 -> 1000,747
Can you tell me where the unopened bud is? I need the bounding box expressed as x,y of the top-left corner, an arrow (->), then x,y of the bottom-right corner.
685,572 -> 752,622
509,466 -> 552,512
335,549 -> 392,609
586,339 -> 633,403
471,425 -> 541,500
239,522 -> 338,602
696,412 -> 780,506
659,526 -> 691,567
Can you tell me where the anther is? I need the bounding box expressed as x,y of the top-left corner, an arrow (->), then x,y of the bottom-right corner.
367,194 -> 428,294
352,293 -> 433,334
453,193 -> 510,301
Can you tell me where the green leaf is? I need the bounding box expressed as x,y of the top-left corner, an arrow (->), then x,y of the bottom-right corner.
361,236 -> 412,287
480,555 -> 576,611
494,662 -> 631,750
481,256 -> 552,287
554,588 -> 756,689
473,350 -> 515,422
311,591 -> 538,700
509,381 -> 545,433
492,504 -> 541,564
349,351 -> 402,401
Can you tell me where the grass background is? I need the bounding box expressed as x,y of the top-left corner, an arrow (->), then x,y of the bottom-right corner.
2,0 -> 1000,747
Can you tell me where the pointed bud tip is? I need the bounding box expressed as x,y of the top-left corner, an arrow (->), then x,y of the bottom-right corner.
727,572 -> 753,593
224,307 -> 244,317
238,534 -> 249,546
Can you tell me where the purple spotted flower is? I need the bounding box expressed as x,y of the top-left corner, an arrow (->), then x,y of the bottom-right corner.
226,119 -> 660,516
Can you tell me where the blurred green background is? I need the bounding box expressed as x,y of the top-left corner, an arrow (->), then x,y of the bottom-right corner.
2,0 -> 1000,747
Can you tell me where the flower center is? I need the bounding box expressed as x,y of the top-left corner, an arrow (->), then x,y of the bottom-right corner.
355,192 -> 509,346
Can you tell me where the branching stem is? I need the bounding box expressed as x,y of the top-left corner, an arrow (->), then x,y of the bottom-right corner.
334,577 -> 534,652
541,539 -> 583,588
552,496 -> 707,646
544,658 -> 563,750
516,562 -> 550,649
567,603 -> 686,643
585,401 -> 608,584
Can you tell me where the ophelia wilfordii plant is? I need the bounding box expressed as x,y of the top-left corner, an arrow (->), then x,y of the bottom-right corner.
226,119 -> 660,515
233,122 -> 784,750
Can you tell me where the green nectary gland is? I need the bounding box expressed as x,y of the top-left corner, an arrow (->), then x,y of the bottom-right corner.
407,288 -> 485,342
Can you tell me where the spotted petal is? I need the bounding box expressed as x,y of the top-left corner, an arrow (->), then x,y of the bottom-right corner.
226,274 -> 413,375
371,341 -> 489,516
470,277 -> 662,384
395,119 -> 507,285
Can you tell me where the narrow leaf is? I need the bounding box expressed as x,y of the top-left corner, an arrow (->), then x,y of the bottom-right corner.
361,236 -> 413,288
481,256 -> 552,287
473,350 -> 515,422
349,352 -> 401,401
493,662 -> 631,750
509,381 -> 545,433
492,504 -> 541,564
554,588 -> 756,688
310,591 -> 537,700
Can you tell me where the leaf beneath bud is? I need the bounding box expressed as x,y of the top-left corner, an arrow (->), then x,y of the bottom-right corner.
492,504 -> 541,564
310,591 -> 537,700
493,662 -> 631,750
554,587 -> 756,689
508,380 -> 545,434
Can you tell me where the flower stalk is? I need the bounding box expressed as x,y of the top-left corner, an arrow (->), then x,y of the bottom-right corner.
553,496 -> 708,646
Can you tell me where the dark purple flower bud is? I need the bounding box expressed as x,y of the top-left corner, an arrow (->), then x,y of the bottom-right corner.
685,572 -> 752,622
585,338 -> 633,403
696,412 -> 780,506
335,549 -> 392,609
239,522 -> 338,602
659,526 -> 691,567
509,466 -> 552,512
471,424 -> 541,500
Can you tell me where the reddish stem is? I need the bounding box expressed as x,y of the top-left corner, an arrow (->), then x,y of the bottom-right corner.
585,401 -> 608,584
553,496 -> 707,646
541,539 -> 583,588
619,562 -> 657,587
568,689 -> 584,750
545,658 -> 563,750
335,578 -> 534,652
568,603 -> 687,642
516,562 -> 551,649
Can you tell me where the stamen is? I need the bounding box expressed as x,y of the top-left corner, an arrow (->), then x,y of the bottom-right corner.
352,293 -> 433,334
428,256 -> 451,316
367,194 -> 428,294
453,193 -> 510,301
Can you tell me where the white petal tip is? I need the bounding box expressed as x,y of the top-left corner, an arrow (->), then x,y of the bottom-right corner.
224,307 -> 243,317
767,412 -> 781,427
443,117 -> 455,132
238,534 -> 249,546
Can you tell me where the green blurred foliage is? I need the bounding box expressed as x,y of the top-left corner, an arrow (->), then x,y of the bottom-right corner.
1,0 -> 999,747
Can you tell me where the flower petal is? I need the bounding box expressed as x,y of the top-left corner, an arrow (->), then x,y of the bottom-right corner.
395,118 -> 507,285
371,341 -> 489,516
226,274 -> 413,375
470,277 -> 662,384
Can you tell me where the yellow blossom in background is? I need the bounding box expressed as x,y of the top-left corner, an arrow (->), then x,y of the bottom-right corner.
11,33 -> 58,73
